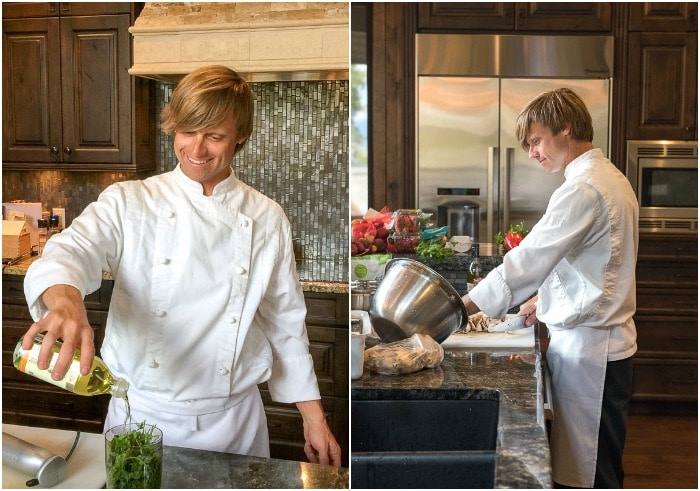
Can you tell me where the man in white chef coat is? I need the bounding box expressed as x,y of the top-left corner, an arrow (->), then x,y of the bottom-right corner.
462,88 -> 638,488
21,65 -> 341,466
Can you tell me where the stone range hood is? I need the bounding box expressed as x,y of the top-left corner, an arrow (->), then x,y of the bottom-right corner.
129,2 -> 349,84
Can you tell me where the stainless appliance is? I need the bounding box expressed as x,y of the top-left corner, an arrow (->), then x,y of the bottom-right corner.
626,140 -> 698,233
438,203 -> 479,241
416,34 -> 613,244
2,432 -> 66,487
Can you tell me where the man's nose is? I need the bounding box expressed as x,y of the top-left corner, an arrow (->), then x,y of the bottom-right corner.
191,134 -> 207,155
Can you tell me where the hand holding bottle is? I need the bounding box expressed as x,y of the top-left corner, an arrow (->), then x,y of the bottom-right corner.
21,284 -> 95,380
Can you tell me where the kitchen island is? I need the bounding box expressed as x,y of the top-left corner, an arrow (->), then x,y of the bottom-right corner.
351,327 -> 552,488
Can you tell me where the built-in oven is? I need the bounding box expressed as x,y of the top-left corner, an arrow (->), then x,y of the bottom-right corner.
626,140 -> 698,233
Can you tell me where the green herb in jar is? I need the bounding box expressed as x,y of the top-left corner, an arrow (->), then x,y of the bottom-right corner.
106,422 -> 162,489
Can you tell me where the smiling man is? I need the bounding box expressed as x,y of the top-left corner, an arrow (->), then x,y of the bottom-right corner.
462,88 -> 639,488
22,65 -> 341,466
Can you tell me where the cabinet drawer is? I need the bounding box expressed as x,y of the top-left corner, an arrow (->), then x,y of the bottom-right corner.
259,391 -> 348,466
636,261 -> 698,287
2,275 -> 27,305
2,275 -> 113,310
638,235 -> 698,259
634,315 -> 698,355
3,305 -> 108,375
304,291 -> 349,328
2,382 -> 107,431
636,289 -> 698,315
632,358 -> 697,401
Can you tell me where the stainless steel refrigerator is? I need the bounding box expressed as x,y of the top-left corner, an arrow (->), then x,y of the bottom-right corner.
416,34 -> 613,248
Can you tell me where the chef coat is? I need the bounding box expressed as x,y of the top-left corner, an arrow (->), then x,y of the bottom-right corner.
25,164 -> 320,450
469,148 -> 638,487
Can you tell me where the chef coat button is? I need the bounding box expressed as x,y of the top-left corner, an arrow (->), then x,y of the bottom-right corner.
229,316 -> 237,324
148,359 -> 158,369
235,265 -> 246,275
154,308 -> 166,318
160,257 -> 170,265
241,220 -> 249,228
218,367 -> 229,375
166,210 -> 175,218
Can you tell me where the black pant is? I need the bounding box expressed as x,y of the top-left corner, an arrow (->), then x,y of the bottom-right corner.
554,357 -> 634,489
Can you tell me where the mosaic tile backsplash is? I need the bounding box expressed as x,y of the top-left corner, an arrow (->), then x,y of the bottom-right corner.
2,80 -> 349,282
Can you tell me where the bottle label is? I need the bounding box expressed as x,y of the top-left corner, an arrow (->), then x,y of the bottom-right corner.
18,344 -> 78,392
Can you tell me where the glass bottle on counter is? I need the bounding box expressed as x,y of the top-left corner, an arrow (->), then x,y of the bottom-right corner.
37,219 -> 48,255
48,215 -> 60,238
13,333 -> 129,398
467,244 -> 484,286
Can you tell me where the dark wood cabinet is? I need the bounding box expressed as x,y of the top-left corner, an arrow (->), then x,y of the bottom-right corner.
2,2 -> 156,171
2,273 -> 349,465
631,234 -> 698,412
625,2 -> 698,141
626,31 -> 697,140
629,2 -> 698,32
259,291 -> 349,467
418,3 -> 515,31
418,2 -> 612,32
2,275 -> 111,432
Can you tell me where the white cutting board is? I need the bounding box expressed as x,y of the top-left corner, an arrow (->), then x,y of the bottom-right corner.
442,326 -> 535,348
2,424 -> 106,489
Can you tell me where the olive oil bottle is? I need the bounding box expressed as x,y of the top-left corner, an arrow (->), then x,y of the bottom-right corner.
13,333 -> 128,398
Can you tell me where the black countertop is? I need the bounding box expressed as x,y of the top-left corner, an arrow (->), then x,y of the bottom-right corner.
162,445 -> 349,489
351,327 -> 552,488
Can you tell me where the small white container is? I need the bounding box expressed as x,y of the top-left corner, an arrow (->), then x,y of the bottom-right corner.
351,333 -> 366,380
449,235 -> 473,253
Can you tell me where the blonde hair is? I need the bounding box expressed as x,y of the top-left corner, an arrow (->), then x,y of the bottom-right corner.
161,66 -> 254,155
515,88 -> 594,150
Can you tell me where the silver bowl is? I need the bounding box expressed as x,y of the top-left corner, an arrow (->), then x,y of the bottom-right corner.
370,258 -> 468,343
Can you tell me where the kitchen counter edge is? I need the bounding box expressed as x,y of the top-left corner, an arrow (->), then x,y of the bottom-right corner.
2,258 -> 348,294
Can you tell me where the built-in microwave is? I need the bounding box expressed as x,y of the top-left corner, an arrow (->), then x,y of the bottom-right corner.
626,140 -> 698,233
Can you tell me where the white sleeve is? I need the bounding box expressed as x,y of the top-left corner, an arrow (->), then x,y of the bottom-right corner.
24,184 -> 127,320
469,181 -> 602,318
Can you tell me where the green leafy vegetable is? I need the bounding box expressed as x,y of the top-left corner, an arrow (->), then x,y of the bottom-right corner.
415,240 -> 456,263
106,422 -> 162,489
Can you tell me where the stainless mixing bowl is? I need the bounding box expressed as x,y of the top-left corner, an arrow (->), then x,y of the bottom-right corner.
370,258 -> 469,343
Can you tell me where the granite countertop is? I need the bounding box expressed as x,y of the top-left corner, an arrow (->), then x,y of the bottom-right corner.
2,256 -> 348,294
163,445 -> 348,489
351,328 -> 552,488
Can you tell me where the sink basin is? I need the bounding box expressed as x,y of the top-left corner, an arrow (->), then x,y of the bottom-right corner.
351,390 -> 499,489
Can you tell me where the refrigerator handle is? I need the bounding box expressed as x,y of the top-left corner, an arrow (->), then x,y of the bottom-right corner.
503,147 -> 515,230
487,146 -> 499,242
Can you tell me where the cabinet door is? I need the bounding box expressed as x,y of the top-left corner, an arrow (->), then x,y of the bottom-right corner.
2,17 -> 62,163
60,14 -> 132,164
417,3 -> 515,31
626,32 -> 697,140
515,3 -> 612,32
629,2 -> 698,32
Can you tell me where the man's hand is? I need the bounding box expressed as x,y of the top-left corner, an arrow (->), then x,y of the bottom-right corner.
461,293 -> 482,316
517,295 -> 539,327
296,400 -> 342,467
21,284 -> 95,380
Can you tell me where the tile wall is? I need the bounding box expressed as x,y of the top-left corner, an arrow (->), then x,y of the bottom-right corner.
2,80 -> 349,282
